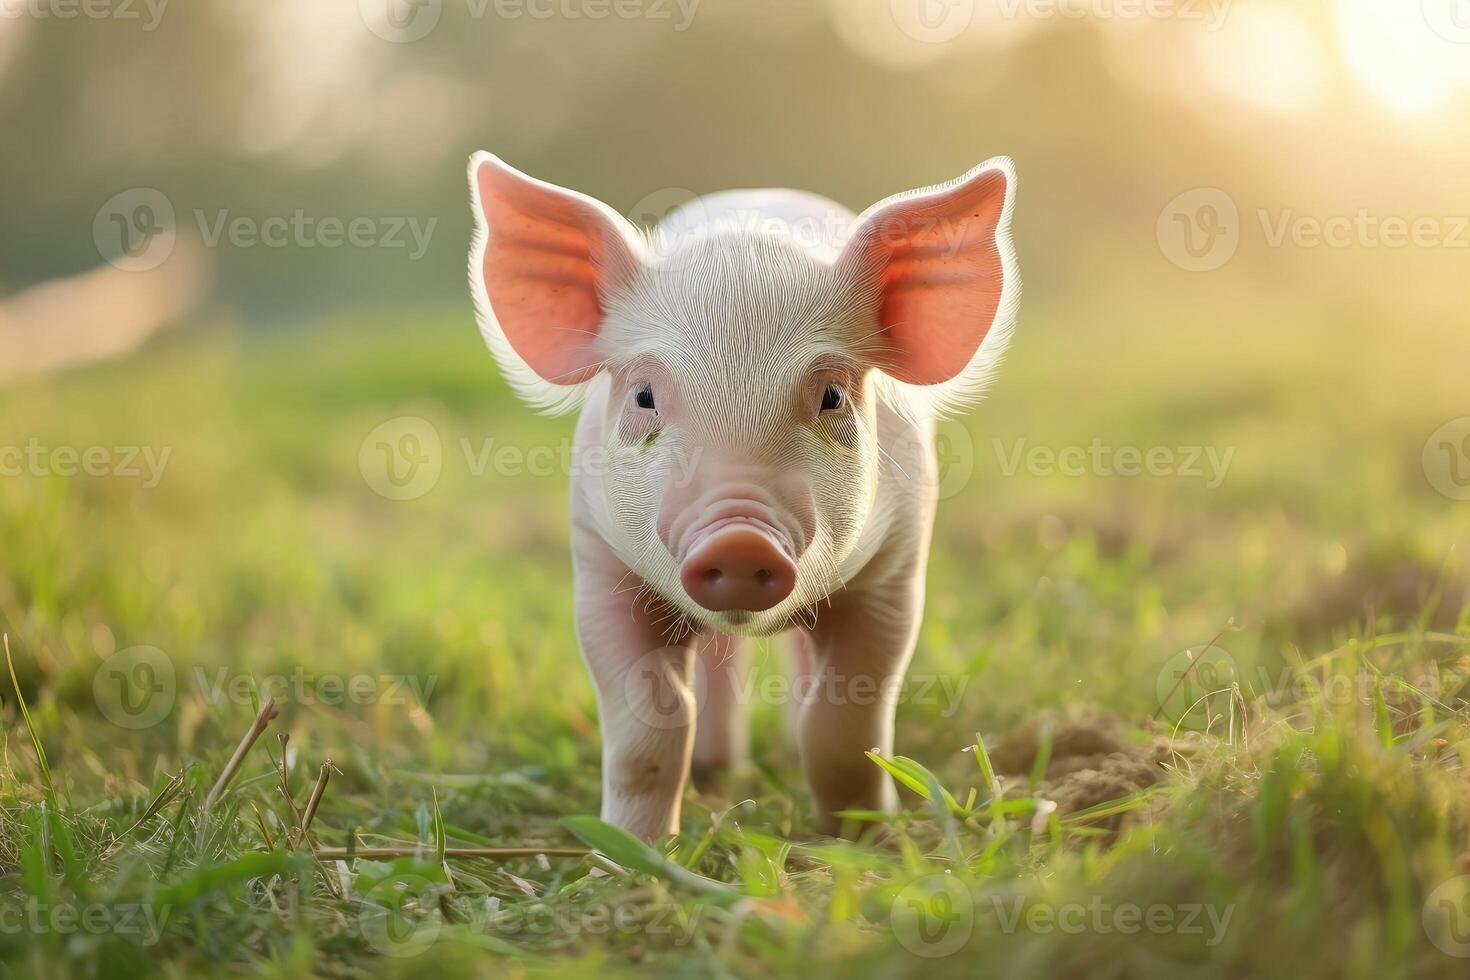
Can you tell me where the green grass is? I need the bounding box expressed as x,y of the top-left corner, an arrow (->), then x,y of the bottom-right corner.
1,302 -> 1469,978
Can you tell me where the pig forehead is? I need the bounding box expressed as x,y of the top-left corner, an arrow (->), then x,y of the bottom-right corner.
601,233 -> 870,379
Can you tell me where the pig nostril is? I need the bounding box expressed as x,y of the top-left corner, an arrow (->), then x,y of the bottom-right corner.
680,525 -> 797,613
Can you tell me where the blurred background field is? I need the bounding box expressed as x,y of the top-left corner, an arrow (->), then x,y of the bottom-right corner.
3,1 -> 1470,977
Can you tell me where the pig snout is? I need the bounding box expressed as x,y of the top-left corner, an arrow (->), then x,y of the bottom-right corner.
661,490 -> 812,613
679,520 -> 797,612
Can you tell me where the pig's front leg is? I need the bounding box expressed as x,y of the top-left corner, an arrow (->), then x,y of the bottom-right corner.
573,527 -> 697,841
796,554 -> 927,834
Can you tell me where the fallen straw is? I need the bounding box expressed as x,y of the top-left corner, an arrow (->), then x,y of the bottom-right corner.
312,846 -> 590,861
293,759 -> 335,848
276,732 -> 303,824
202,697 -> 278,814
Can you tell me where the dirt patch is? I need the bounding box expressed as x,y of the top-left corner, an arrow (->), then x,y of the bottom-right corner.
1283,556 -> 1466,640
988,709 -> 1176,831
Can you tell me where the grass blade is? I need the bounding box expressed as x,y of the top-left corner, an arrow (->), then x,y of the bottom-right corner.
4,634 -> 55,806
561,815 -> 740,905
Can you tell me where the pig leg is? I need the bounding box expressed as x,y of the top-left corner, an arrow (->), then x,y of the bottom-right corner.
574,529 -> 697,840
691,632 -> 748,786
796,559 -> 926,834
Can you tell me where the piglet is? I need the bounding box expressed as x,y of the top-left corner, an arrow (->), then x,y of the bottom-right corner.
467,154 -> 1019,840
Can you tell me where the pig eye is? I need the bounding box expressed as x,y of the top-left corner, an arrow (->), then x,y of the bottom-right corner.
820,383 -> 844,412
634,384 -> 656,411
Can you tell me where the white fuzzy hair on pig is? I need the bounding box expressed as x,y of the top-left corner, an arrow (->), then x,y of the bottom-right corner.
468,152 -> 1019,840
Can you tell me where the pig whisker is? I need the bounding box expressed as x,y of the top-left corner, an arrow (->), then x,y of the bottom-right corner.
541,357 -> 611,387
610,567 -> 643,597
875,442 -> 910,481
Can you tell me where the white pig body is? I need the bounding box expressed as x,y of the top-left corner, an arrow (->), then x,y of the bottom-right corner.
469,155 -> 1018,839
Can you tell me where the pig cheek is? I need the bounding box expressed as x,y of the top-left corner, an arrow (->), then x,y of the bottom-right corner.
805,435 -> 876,561
604,423 -> 681,544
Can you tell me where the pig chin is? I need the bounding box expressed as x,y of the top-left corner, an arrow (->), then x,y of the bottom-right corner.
673,591 -> 806,638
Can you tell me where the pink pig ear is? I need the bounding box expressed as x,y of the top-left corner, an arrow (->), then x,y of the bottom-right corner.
468,152 -> 645,412
837,158 -> 1019,393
